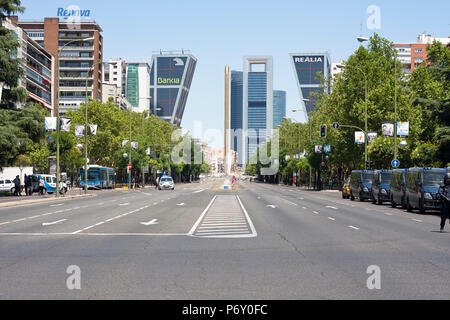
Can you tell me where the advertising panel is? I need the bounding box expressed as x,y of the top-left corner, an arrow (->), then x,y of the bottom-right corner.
397,122 -> 409,137
355,132 -> 365,144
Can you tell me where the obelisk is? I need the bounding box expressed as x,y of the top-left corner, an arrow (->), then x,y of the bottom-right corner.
224,65 -> 231,176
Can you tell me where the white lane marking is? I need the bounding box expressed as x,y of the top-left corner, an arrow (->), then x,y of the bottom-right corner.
119,203 -> 129,206
284,200 -> 298,206
42,219 -> 67,226
326,206 -> 338,210
298,197 -> 305,200
412,219 -> 423,223
140,219 -> 159,226
153,202 -> 158,205
192,189 -> 205,194
98,203 -> 104,206
266,205 -> 277,209
384,212 -> 393,216
349,226 -> 360,230
236,195 -> 257,237
313,211 -> 319,215
13,218 -> 26,222
50,203 -> 64,207
327,217 -> 336,221
188,196 -> 217,236
0,233 -> 188,236
177,203 -> 186,206
302,207 -> 308,210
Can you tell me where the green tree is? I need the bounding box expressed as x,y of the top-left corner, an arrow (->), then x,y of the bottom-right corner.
0,0 -> 28,109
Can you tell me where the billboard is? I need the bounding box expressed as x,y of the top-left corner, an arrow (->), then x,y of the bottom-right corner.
382,122 -> 395,137
355,132 -> 365,144
397,122 -> 409,137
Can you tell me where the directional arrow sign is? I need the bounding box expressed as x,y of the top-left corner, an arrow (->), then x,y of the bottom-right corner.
140,219 -> 159,226
391,159 -> 400,168
42,219 -> 67,226
332,123 -> 340,129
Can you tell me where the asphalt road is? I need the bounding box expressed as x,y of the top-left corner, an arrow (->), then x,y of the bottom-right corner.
0,178 -> 449,299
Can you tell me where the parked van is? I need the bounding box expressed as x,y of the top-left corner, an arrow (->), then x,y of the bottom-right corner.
36,174 -> 67,195
372,170 -> 392,205
390,169 -> 408,208
406,167 -> 448,213
349,170 -> 374,202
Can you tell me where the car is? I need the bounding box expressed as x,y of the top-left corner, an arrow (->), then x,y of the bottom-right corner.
349,170 -> 374,202
341,177 -> 351,199
0,179 -> 15,194
158,176 -> 175,190
371,170 -> 392,205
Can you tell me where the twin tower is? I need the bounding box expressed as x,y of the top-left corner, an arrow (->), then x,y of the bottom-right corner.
224,54 -> 331,172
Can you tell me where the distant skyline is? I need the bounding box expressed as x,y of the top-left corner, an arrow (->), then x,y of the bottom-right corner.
17,0 -> 450,149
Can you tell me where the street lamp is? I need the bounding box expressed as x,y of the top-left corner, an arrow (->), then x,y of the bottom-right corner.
292,98 -> 313,189
83,65 -> 95,195
337,63 -> 369,170
357,36 -> 369,43
56,36 -> 94,198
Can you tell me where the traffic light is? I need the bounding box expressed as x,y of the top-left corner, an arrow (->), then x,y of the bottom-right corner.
320,125 -> 327,138
366,161 -> 374,170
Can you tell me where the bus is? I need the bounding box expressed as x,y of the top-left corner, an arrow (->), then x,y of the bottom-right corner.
80,165 -> 116,190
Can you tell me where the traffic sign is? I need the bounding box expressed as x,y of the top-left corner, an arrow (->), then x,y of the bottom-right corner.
128,164 -> 133,170
332,123 -> 340,130
391,159 -> 400,168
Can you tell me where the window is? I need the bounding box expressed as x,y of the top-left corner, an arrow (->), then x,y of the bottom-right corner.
415,48 -> 422,53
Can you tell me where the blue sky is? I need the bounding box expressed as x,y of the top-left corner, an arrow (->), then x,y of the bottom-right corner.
19,0 -> 450,148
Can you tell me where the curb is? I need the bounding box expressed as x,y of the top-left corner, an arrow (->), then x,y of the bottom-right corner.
0,194 -> 95,209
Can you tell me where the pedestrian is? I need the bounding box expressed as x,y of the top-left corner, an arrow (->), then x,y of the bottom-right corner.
155,176 -> 160,189
328,179 -> 333,190
24,174 -> 28,196
39,177 -> 45,195
13,175 -> 20,196
438,173 -> 450,233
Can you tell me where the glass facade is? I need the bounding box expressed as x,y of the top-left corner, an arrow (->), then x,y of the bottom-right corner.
126,64 -> 140,108
291,54 -> 330,114
231,71 -> 243,154
273,90 -> 286,128
150,54 -> 197,126
247,72 -> 267,160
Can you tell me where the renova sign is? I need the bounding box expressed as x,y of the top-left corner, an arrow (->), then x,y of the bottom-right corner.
57,7 -> 91,18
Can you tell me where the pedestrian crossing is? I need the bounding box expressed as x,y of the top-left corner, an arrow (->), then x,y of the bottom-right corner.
191,195 -> 256,238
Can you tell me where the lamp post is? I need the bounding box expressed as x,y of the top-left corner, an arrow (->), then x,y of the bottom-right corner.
83,65 -> 95,195
56,36 -> 94,198
0,81 -> 4,102
337,63 -> 369,169
393,49 -> 398,160
292,98 -> 312,188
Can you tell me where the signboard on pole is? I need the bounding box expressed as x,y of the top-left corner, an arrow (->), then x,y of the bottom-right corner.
368,132 -> 378,143
75,125 -> 85,138
382,122 -> 395,137
315,145 -> 323,154
45,117 -> 57,131
397,122 -> 409,137
355,132 -> 365,144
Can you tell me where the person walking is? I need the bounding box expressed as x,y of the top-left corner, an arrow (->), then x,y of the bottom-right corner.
438,173 -> 450,233
24,174 -> 28,196
13,175 -> 20,196
39,177 -> 45,195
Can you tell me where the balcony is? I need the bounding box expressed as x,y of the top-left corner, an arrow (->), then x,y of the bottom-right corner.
60,76 -> 93,80
60,66 -> 93,71
59,46 -> 94,51
59,86 -> 94,92
59,56 -> 94,61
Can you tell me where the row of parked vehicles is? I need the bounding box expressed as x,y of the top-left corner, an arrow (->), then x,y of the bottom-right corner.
342,167 -> 449,214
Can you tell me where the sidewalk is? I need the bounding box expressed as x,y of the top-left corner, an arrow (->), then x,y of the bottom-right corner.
0,191 -> 95,209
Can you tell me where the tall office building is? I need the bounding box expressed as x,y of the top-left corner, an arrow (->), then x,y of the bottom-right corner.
230,70 -> 243,165
11,16 -> 103,115
243,56 -> 273,166
150,52 -> 197,126
125,63 -> 151,114
1,17 -> 55,113
273,90 -> 286,128
290,53 -> 331,116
